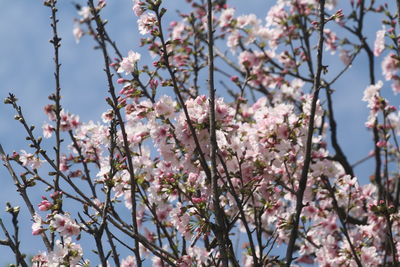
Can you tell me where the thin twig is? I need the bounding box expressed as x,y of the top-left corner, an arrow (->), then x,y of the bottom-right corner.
0,144 -> 52,251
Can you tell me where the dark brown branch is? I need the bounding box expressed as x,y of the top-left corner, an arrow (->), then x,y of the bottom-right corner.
207,1 -> 229,266
0,218 -> 28,267
325,86 -> 354,177
285,1 -> 326,264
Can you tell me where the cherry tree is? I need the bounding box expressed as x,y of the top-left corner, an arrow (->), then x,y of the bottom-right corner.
1,0 -> 400,266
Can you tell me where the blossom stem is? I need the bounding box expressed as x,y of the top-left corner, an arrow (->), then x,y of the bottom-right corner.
325,86 -> 354,177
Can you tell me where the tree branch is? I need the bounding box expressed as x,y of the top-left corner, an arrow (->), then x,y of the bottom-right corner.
285,1 -> 326,264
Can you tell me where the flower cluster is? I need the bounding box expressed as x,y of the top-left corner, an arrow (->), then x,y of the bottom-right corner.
3,0 -> 400,266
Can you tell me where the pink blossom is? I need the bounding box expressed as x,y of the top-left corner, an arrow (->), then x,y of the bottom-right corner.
376,140 -> 387,148
101,109 -> 114,123
32,213 -> 44,235
51,214 -> 67,230
219,8 -> 235,27
151,256 -> 163,267
265,3 -> 286,27
319,215 -> 338,234
47,239 -> 83,266
117,78 -> 126,84
19,150 -> 43,169
236,14 -> 260,28
38,199 -> 52,211
243,252 -> 254,267
170,204 -> 192,240
374,26 -> 386,57
171,22 -> 185,40
255,27 -> 272,40
154,95 -> 175,119
155,202 -> 172,221
362,80 -> 383,108
78,6 -> 91,20
150,79 -> 158,90
51,214 -> 80,238
360,246 -> 380,266
31,252 -> 48,265
50,191 -> 63,200
192,197 -> 205,204
238,51 -> 259,69
60,155 -> 69,172
278,52 -> 296,69
296,255 -> 314,264
117,50 -> 141,75
137,13 -> 157,35
61,222 -> 80,237
187,247 -> 211,266
326,0 -> 338,10
177,255 -> 192,267
382,53 -> 398,80
44,104 -> 56,121
392,79 -> 400,94
60,110 -> 80,131
72,24 -> 83,44
227,30 -> 240,50
10,2 -> 400,265
324,28 -> 338,53
132,0 -> 144,16
121,255 -> 135,267
230,76 -> 239,82
332,8 -> 344,20
339,49 -> 351,65
42,123 -> 54,138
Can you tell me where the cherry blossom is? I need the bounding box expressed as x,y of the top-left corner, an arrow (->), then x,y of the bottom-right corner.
374,26 -> 386,57
32,213 -> 44,236
4,0 -> 400,266
117,50 -> 141,75
137,12 -> 157,35
50,214 -> 80,238
19,150 -> 43,169
132,0 -> 145,17
121,255 -> 136,267
78,6 -> 91,20
73,24 -> 84,44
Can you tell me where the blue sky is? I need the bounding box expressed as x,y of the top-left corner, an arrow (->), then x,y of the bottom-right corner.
0,0 -> 396,265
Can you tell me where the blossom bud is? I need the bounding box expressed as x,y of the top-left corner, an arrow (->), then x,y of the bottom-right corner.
38,200 -> 52,211
230,76 -> 239,83
117,78 -> 126,84
150,79 -> 158,90
192,197 -> 204,204
376,140 -> 387,148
